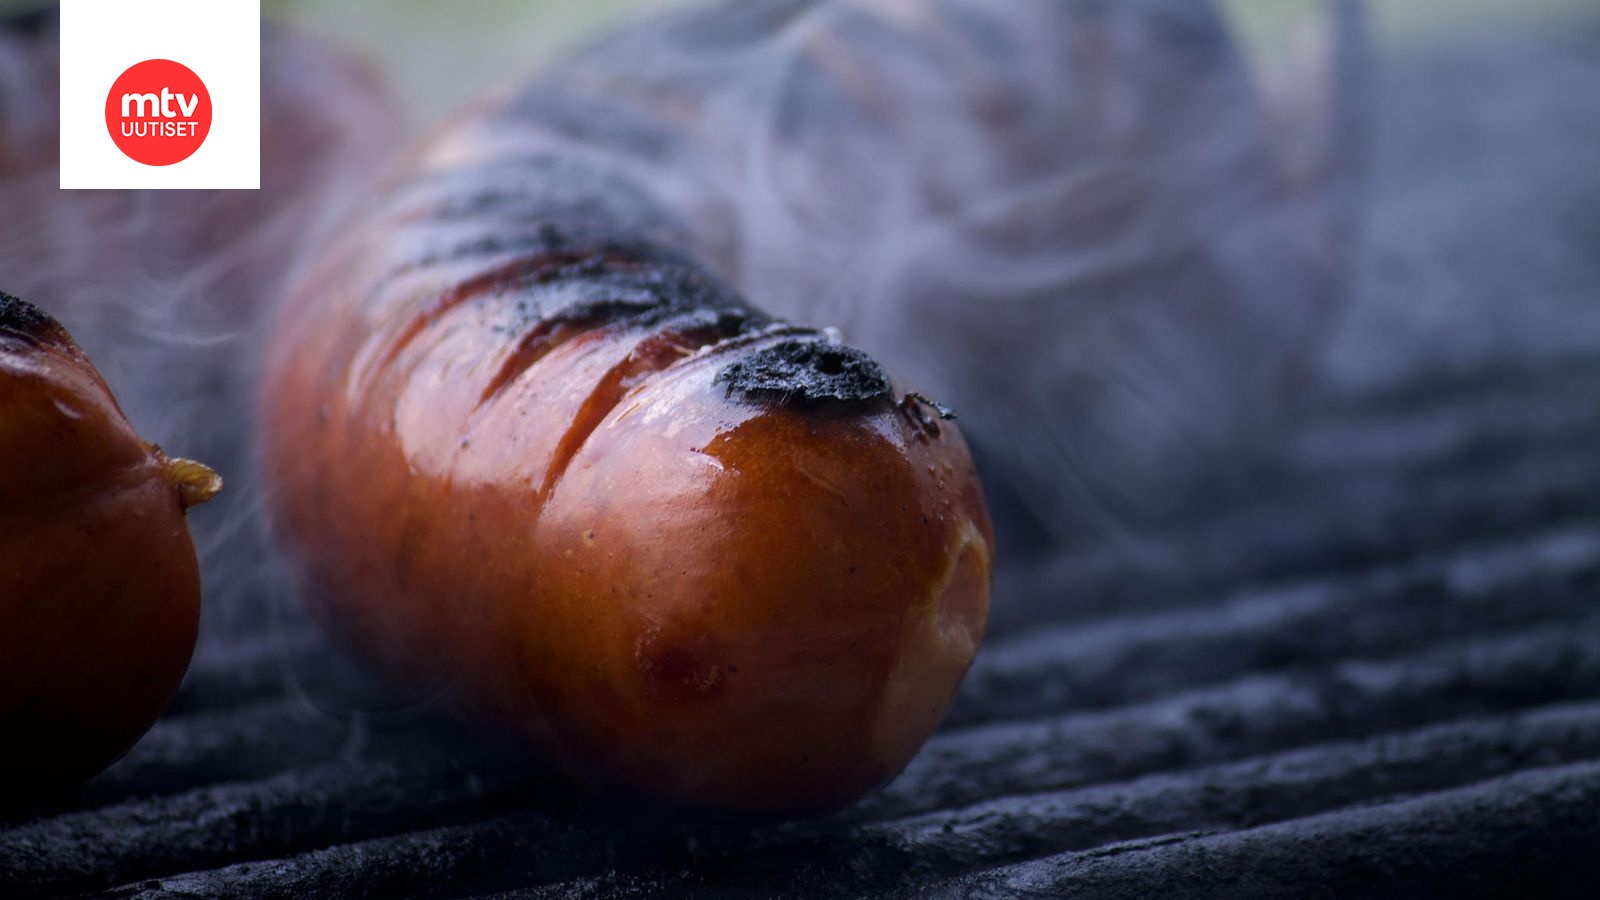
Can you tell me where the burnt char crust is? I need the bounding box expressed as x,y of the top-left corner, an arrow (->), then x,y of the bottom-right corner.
715,338 -> 892,405
0,291 -> 57,341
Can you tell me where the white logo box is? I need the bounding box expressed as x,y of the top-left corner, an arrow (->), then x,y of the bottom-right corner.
59,0 -> 260,190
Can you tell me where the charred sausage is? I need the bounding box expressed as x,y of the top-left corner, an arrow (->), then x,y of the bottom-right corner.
260,55 -> 994,815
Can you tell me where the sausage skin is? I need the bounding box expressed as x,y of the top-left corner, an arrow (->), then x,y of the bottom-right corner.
260,81 -> 993,815
0,293 -> 219,796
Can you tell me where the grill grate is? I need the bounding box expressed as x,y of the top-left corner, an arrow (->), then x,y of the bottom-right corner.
5,11 -> 1600,900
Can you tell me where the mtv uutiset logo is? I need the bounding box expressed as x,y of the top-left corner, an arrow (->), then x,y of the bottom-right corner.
105,60 -> 213,166
60,1 -> 259,189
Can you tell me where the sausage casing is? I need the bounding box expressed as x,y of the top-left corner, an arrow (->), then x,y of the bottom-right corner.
0,293 -> 218,794
261,63 -> 993,814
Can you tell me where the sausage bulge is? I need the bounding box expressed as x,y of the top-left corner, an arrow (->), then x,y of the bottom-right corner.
0,292 -> 219,795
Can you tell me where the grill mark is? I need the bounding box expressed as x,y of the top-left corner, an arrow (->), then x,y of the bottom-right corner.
476,302 -> 659,408
675,320 -> 826,368
357,224 -> 655,314
367,245 -> 653,384
471,260 -> 756,412
534,312 -> 751,506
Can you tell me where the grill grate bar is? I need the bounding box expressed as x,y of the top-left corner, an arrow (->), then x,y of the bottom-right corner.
1,755 -> 531,896
1283,361 -> 1600,476
49,700 -> 443,814
922,760 -> 1600,900
953,523 -> 1600,725
992,441 -> 1599,634
102,813 -> 623,900
51,623 -> 1600,898
7,610 -> 1596,896
872,702 -> 1600,873
868,621 -> 1600,819
479,709 -> 1600,899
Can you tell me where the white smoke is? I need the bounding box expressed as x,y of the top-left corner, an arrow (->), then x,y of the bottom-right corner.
510,0 -> 1366,547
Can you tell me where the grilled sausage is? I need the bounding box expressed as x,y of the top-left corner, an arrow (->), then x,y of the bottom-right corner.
0,293 -> 219,796
259,48 -> 994,816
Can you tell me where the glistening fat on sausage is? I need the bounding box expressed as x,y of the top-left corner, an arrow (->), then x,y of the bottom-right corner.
260,65 -> 994,816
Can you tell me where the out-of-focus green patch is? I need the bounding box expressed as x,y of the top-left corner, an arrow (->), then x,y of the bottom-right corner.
1222,0 -> 1326,50
1224,0 -> 1592,48
265,0 -> 683,124
260,0 -> 1591,126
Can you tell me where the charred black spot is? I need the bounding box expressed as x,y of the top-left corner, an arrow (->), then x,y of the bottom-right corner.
0,291 -> 54,339
500,258 -> 753,337
716,339 -> 892,405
